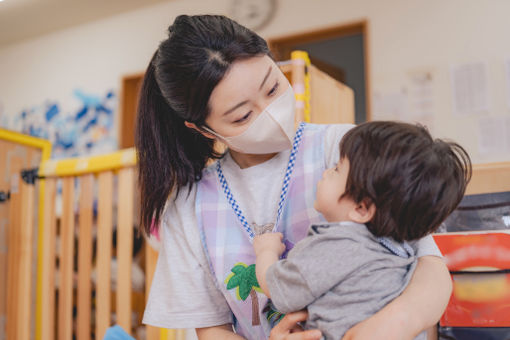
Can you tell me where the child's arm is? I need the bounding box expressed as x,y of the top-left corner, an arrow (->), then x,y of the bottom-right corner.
255,231 -> 362,314
253,232 -> 286,297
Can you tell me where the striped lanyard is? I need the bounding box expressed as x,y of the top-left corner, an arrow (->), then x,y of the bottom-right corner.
377,237 -> 414,258
216,123 -> 305,241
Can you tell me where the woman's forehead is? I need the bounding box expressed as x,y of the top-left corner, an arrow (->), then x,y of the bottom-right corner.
209,55 -> 275,114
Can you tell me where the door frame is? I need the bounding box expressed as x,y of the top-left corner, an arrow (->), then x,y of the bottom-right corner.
268,20 -> 371,121
119,72 -> 144,149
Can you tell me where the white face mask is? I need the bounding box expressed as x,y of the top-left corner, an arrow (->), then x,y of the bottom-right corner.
203,85 -> 296,154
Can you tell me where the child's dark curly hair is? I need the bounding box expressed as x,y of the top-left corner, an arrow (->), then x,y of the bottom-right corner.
339,121 -> 472,242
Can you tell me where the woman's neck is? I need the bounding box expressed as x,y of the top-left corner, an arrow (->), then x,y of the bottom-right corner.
229,149 -> 278,169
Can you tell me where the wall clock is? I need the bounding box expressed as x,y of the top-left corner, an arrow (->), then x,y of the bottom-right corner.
229,0 -> 277,31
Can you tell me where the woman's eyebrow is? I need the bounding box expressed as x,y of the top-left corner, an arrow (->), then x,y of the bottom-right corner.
259,66 -> 272,90
223,100 -> 249,116
222,66 -> 273,116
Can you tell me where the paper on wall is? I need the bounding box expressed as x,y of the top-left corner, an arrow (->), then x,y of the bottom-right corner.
451,62 -> 490,115
407,71 -> 435,118
406,70 -> 435,131
506,59 -> 510,109
372,69 -> 436,131
372,91 -> 409,121
507,116 -> 510,153
477,116 -> 510,155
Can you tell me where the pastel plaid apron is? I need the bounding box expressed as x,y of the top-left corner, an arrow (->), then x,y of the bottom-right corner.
196,123 -> 328,339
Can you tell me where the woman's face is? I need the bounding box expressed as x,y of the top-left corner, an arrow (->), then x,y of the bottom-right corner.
205,55 -> 289,137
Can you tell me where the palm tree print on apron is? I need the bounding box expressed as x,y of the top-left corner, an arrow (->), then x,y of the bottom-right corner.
225,262 -> 263,326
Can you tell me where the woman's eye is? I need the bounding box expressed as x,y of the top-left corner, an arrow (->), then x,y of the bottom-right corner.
233,111 -> 252,123
268,81 -> 279,96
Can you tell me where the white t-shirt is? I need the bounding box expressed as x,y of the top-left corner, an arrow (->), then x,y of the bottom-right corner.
142,124 -> 442,329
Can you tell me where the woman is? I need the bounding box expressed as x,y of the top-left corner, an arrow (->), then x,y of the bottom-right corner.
138,14 -> 452,340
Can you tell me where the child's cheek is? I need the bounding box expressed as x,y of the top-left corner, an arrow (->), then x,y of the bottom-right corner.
313,189 -> 319,209
314,187 -> 324,213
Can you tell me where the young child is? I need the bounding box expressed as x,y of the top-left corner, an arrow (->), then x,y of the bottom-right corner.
253,121 -> 472,340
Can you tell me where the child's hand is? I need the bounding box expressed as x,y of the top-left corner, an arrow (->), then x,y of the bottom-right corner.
253,232 -> 286,298
253,232 -> 286,257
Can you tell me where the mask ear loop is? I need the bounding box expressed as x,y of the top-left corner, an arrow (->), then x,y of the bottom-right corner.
200,124 -> 224,140
201,126 -> 235,155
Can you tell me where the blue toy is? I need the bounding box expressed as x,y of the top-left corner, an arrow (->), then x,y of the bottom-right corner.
103,325 -> 135,340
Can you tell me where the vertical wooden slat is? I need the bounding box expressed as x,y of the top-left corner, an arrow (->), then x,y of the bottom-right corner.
145,245 -> 159,340
0,143 -> 10,340
161,329 -> 176,340
96,171 -> 113,339
116,167 -> 134,333
0,216 -> 6,340
40,178 -> 57,340
176,329 -> 186,340
6,169 -> 35,340
16,178 -> 35,339
59,177 -> 74,340
77,175 -> 93,340
291,52 -> 306,124
0,141 -> 8,340
6,160 -> 22,340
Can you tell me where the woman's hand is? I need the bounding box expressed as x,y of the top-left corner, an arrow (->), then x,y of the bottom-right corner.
269,311 -> 322,340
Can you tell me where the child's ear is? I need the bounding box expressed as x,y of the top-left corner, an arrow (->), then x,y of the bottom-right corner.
348,199 -> 376,224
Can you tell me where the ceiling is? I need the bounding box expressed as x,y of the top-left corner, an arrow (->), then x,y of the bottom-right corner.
0,0 -> 172,48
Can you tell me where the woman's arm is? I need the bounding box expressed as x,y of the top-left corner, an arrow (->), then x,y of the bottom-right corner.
196,324 -> 244,340
196,313 -> 323,340
342,256 -> 452,340
394,256 -> 452,331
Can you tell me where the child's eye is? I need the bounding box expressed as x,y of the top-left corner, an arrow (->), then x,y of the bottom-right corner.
233,111 -> 252,123
334,166 -> 339,172
268,81 -> 279,96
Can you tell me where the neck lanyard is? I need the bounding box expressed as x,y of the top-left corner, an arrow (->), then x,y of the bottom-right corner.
216,123 -> 305,241
377,237 -> 414,258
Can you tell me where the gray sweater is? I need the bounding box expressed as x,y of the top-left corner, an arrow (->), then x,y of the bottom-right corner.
266,221 -> 426,340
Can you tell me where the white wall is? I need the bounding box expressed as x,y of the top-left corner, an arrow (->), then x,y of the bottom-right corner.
1,0 -> 509,162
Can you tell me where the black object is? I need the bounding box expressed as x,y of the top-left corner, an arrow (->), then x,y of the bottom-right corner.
440,191 -> 510,232
0,190 -> 9,203
439,327 -> 510,340
21,168 -> 39,185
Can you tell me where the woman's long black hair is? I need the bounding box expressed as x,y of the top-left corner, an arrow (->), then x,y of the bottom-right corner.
136,15 -> 270,234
